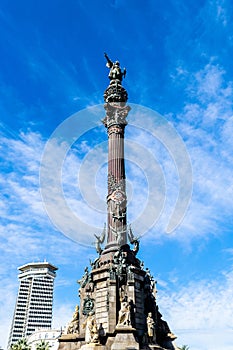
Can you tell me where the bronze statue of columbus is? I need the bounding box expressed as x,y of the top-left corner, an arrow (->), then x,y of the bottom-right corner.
104,53 -> 126,82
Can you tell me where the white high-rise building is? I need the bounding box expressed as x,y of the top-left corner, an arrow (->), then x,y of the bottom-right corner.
8,262 -> 58,349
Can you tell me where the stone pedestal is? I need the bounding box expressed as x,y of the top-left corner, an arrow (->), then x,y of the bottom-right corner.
58,334 -> 83,350
80,344 -> 107,350
111,327 -> 140,350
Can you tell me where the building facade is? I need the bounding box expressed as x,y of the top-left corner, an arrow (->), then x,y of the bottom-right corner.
8,262 -> 58,349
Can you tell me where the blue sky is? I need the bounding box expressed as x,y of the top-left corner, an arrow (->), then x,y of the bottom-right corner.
0,1 -> 233,349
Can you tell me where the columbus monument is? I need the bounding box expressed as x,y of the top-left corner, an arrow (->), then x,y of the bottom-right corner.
58,55 -> 179,350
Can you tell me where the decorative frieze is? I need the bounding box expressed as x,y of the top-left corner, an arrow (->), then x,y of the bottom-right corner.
108,174 -> 126,194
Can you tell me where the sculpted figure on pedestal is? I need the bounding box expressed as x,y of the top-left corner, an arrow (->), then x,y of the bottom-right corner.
147,312 -> 156,344
104,53 -> 126,82
82,311 -> 100,344
117,295 -> 132,326
104,53 -> 128,103
127,225 -> 140,255
67,305 -> 79,334
94,224 -> 106,255
156,309 -> 178,349
78,267 -> 89,288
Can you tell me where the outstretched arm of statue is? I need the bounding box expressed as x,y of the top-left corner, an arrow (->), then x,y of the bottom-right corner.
104,52 -> 113,68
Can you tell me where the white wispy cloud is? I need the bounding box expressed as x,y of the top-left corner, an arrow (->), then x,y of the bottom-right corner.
214,0 -> 229,27
163,60 -> 233,241
158,268 -> 233,349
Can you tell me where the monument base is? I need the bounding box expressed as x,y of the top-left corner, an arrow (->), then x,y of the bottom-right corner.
58,334 -> 83,350
80,344 -> 107,350
111,327 -> 140,350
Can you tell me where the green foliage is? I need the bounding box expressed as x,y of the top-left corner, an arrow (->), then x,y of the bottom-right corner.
35,340 -> 51,350
11,338 -> 31,350
179,346 -> 190,350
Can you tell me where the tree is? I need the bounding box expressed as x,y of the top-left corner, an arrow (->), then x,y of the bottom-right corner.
11,338 -> 31,350
179,346 -> 190,350
35,340 -> 51,350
